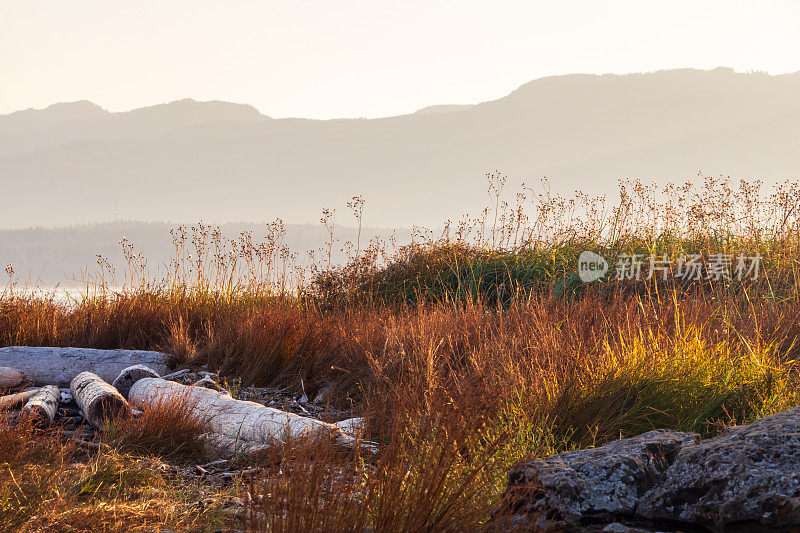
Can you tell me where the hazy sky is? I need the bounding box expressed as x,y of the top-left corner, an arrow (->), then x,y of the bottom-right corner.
2,1 -> 799,118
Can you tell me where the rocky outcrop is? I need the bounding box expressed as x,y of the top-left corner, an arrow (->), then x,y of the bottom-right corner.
638,406 -> 800,529
494,430 -> 699,531
495,406 -> 800,532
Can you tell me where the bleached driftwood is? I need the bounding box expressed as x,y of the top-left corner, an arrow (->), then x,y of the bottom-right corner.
199,432 -> 270,457
335,417 -> 365,438
21,385 -> 60,427
128,378 -> 357,451
111,365 -> 161,398
71,372 -> 131,427
0,347 -> 171,386
0,388 -> 39,410
160,368 -> 192,381
0,366 -> 28,391
192,377 -> 222,391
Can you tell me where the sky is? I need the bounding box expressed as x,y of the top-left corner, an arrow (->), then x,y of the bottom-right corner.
1,1 -> 799,119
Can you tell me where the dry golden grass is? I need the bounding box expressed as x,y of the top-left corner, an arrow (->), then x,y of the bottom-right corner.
2,285 -> 799,530
0,418 -> 238,532
2,176 -> 800,530
101,391 -> 211,465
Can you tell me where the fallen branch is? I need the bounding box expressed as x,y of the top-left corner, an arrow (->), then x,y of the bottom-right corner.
160,368 -> 192,381
0,388 -> 39,410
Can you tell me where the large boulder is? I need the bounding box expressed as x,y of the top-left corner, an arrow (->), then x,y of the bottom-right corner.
638,406 -> 800,528
494,406 -> 800,531
495,430 -> 699,531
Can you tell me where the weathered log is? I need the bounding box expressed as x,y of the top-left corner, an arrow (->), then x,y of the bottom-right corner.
111,365 -> 161,398
200,432 -> 270,458
128,378 -> 356,451
70,372 -> 131,427
160,368 -> 192,381
21,385 -> 61,427
0,347 -> 171,386
0,366 -> 28,391
0,388 -> 39,410
335,417 -> 365,438
192,377 -> 222,391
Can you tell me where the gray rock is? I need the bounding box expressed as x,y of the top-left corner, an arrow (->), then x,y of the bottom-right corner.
495,405 -> 800,531
500,430 -> 698,529
638,406 -> 800,529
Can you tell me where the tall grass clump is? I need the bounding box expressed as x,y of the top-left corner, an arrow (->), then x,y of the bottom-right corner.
316,175 -> 800,306
101,392 -> 210,464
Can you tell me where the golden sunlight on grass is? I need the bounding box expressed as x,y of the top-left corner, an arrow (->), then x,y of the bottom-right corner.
2,176 -> 800,530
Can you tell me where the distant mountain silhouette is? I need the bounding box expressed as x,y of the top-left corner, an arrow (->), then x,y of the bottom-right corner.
0,99 -> 265,158
1,68 -> 799,229
414,104 -> 475,115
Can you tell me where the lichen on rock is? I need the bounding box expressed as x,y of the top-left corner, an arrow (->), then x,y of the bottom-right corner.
493,405 -> 800,531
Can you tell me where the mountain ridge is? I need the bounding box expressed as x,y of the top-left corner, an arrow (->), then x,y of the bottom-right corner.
9,67 -> 795,122
1,68 -> 798,229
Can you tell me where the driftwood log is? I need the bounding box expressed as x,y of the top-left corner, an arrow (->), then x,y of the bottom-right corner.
111,365 -> 161,398
71,372 -> 131,427
334,417 -> 365,438
128,378 -> 356,450
0,347 -> 171,386
0,366 -> 28,391
200,432 -> 270,456
0,388 -> 39,410
21,385 -> 60,427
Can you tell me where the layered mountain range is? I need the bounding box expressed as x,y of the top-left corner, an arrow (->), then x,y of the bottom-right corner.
1,67 -> 799,229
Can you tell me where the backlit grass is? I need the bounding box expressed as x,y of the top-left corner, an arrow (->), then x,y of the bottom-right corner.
2,175 -> 800,530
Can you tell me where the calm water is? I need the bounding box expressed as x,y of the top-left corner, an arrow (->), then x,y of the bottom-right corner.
3,286 -> 124,305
